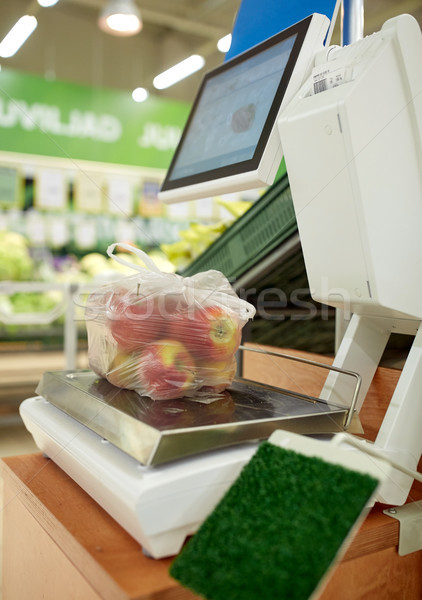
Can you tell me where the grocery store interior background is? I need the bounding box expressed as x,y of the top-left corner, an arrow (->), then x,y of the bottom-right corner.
1,0 -> 421,450
0,0 -> 419,448
2,0 -> 422,103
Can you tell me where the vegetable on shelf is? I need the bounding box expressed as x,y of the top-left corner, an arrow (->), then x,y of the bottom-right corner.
0,231 -> 34,281
160,199 -> 253,270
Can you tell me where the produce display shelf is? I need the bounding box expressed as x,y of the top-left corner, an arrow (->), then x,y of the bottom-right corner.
182,173 -> 296,281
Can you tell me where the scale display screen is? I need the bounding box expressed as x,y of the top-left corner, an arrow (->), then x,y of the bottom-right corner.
160,14 -> 329,202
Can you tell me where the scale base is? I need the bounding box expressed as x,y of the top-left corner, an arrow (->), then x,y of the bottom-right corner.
20,396 -> 258,559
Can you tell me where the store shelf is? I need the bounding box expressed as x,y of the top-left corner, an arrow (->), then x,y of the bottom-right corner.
182,173 -> 296,281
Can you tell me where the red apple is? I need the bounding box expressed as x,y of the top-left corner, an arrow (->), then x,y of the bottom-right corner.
106,349 -> 141,389
197,356 -> 237,393
170,305 -> 241,361
107,294 -> 168,351
139,339 -> 196,400
154,291 -> 188,318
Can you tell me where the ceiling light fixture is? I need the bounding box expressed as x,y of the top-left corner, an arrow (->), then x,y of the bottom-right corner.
217,34 -> 232,53
37,0 -> 60,7
98,0 -> 142,37
0,15 -> 38,58
153,55 -> 205,90
132,87 -> 149,102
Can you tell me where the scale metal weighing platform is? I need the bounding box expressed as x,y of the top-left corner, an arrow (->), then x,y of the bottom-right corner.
20,346 -> 361,559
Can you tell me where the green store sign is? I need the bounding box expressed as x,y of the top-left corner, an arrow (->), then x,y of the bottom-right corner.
0,68 -> 191,169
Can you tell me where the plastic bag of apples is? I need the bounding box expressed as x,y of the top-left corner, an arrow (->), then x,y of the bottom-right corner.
84,243 -> 256,401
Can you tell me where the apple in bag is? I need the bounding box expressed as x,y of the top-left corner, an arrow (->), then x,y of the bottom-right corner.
106,349 -> 141,389
170,305 -> 241,361
139,339 -> 197,400
197,356 -> 237,393
107,295 -> 167,351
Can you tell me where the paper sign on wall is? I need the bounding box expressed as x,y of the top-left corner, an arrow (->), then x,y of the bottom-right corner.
36,169 -> 67,210
74,171 -> 104,213
0,167 -> 20,209
106,177 -> 133,216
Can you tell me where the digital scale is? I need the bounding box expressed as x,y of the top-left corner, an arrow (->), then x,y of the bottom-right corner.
20,345 -> 361,558
20,11 -> 422,560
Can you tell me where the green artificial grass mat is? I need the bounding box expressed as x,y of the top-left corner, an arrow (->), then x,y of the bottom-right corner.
170,441 -> 378,600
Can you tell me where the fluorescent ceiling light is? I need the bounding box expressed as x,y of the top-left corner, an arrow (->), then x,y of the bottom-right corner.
0,16 -> 38,58
153,55 -> 205,90
132,87 -> 149,102
98,0 -> 142,37
217,34 -> 232,53
37,0 -> 60,6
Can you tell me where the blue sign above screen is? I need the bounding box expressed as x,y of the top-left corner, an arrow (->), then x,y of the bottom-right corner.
226,0 -> 340,60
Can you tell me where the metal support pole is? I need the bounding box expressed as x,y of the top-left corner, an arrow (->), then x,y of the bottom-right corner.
64,283 -> 79,371
341,0 -> 364,46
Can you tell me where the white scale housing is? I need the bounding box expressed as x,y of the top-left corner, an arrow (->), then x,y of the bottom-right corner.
279,14 -> 422,505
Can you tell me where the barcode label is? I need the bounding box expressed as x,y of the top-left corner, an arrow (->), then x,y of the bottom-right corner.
314,79 -> 327,94
312,65 -> 346,94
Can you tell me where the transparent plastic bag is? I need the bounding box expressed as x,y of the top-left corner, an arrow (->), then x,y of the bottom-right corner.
84,243 -> 256,401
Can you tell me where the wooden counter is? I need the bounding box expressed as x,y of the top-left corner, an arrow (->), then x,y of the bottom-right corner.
1,345 -> 422,599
